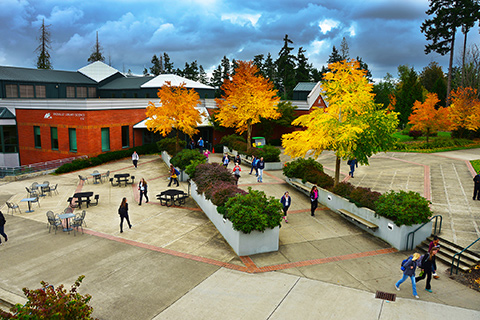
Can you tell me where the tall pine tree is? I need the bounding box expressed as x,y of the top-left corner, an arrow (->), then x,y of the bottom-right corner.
87,31 -> 105,63
276,34 -> 296,99
35,19 -> 53,69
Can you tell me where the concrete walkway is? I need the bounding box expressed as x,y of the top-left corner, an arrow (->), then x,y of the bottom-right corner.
0,150 -> 479,319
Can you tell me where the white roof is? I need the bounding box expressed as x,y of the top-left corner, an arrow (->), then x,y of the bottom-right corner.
133,106 -> 212,129
78,61 -> 120,83
141,74 -> 214,90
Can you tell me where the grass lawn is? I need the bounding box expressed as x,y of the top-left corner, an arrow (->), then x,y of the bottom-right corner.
392,131 -> 451,142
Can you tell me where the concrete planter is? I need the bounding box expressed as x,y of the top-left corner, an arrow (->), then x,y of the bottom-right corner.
190,180 -> 279,256
223,146 -> 283,171
160,151 -> 190,182
286,177 -> 432,251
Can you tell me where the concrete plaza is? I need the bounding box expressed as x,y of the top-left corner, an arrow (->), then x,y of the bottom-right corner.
0,149 -> 479,319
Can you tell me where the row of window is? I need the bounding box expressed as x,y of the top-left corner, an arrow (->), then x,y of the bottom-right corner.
0,125 -> 18,153
5,85 -> 96,98
33,126 -> 130,152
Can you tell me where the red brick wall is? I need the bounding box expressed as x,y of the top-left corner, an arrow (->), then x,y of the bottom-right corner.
16,108 -> 147,165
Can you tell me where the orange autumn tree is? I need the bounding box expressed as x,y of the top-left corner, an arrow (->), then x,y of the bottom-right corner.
215,60 -> 280,152
146,81 -> 203,152
408,92 -> 450,143
448,87 -> 480,138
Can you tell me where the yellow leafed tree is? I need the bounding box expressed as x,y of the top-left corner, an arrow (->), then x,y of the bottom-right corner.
215,60 -> 280,152
145,81 -> 202,152
448,87 -> 480,138
282,59 -> 399,186
408,92 -> 450,143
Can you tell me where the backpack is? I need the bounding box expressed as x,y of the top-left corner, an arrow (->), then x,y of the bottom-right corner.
174,168 -> 180,175
400,255 -> 413,271
416,254 -> 425,269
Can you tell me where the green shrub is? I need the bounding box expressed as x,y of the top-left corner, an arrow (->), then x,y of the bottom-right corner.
332,182 -> 355,198
349,187 -> 381,211
374,190 -> 432,226
185,159 -> 205,178
170,149 -> 206,171
0,276 -> 95,320
220,134 -> 245,149
283,158 -> 324,179
310,171 -> 334,189
219,188 -> 283,233
157,138 -> 185,156
260,145 -> 281,162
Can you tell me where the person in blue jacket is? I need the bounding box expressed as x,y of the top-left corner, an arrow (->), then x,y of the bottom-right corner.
249,155 -> 258,176
256,157 -> 265,182
395,252 -> 421,298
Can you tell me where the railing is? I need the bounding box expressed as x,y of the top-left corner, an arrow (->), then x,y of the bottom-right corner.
405,215 -> 442,250
450,237 -> 480,275
0,155 -> 88,177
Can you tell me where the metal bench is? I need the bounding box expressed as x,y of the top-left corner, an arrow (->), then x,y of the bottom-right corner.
337,209 -> 378,230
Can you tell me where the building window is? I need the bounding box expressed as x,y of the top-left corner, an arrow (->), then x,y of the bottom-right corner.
88,87 -> 96,98
122,126 -> 129,148
50,127 -> 58,150
34,126 -> 41,148
133,93 -> 138,98
66,86 -> 75,98
77,86 -> 87,98
69,128 -> 77,152
101,128 -> 110,152
145,93 -> 150,98
19,85 -> 34,98
5,85 -> 17,98
0,125 -> 18,153
122,93 -> 127,98
36,85 -> 46,98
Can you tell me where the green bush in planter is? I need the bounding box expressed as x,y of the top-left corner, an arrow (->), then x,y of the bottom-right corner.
374,190 -> 432,226
219,188 -> 283,233
220,134 -> 245,150
283,158 -> 324,179
170,149 -> 206,171
260,145 -> 281,162
185,159 -> 205,178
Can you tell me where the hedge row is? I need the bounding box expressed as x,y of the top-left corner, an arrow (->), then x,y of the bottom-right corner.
220,134 -> 281,162
55,143 -> 159,174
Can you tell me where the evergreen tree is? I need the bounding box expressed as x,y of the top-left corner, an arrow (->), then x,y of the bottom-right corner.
198,65 -> 208,85
150,54 -> 163,76
183,60 -> 199,81
295,47 -> 311,83
373,73 -> 396,109
327,46 -> 343,64
264,53 -> 276,84
87,31 -> 105,63
143,68 -> 149,76
340,37 -> 350,60
35,19 -> 53,69
394,65 -> 425,127
163,52 -> 174,74
276,34 -> 296,99
421,0 -> 460,105
356,56 -> 373,82
231,59 -> 238,77
458,0 -> 480,87
253,54 -> 265,77
210,65 -> 223,98
221,56 -> 230,82
420,61 -> 447,107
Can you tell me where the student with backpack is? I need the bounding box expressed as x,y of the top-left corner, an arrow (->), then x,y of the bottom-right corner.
395,252 -> 421,299
415,247 -> 439,293
168,164 -> 180,187
249,155 -> 258,176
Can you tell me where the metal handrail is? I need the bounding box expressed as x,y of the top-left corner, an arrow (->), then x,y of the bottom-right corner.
450,237 -> 480,275
405,215 -> 442,250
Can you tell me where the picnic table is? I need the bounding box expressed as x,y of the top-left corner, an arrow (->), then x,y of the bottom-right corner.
111,174 -> 135,187
73,191 -> 94,209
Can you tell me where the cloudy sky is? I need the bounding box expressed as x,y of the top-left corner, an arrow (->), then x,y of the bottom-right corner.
1,0 -> 479,81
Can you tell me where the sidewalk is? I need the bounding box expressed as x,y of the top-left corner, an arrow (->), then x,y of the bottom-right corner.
0,150 -> 479,319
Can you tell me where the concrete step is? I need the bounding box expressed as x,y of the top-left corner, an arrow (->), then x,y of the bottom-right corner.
416,235 -> 480,273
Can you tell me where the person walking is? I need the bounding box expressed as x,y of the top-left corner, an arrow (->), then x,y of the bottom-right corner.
197,137 -> 204,152
256,157 -> 265,183
234,155 -> 241,165
428,236 -> 441,279
118,197 -> 132,233
415,247 -> 439,293
395,252 -> 421,299
347,158 -> 358,178
132,151 -> 139,169
204,149 -> 210,162
233,162 -> 241,185
168,164 -> 179,187
0,211 -> 7,245
222,154 -> 230,168
189,138 -> 195,150
138,178 -> 149,205
473,171 -> 480,200
310,186 -> 318,216
249,155 -> 258,176
280,191 -> 291,223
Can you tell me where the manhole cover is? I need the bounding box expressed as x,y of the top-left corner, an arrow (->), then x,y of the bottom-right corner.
375,290 -> 396,302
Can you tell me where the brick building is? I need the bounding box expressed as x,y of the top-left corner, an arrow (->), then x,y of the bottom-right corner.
0,62 -> 325,168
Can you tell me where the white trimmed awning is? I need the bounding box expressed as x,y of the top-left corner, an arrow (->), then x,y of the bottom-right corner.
133,106 -> 212,129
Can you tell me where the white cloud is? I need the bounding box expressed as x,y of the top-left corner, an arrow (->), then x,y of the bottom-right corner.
309,40 -> 327,55
318,19 -> 339,34
221,13 -> 261,27
33,6 -> 84,27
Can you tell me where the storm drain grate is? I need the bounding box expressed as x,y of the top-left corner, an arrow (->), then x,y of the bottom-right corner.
375,290 -> 396,302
